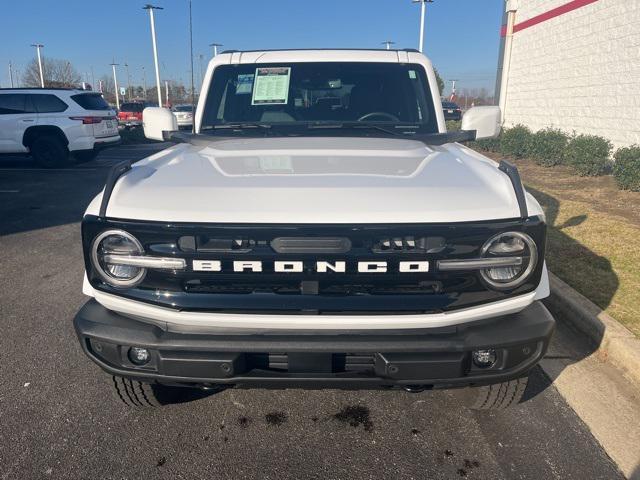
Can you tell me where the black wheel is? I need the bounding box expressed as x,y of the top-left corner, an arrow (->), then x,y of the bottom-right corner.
110,375 -> 222,408
30,135 -> 70,168
73,149 -> 99,163
458,376 -> 529,410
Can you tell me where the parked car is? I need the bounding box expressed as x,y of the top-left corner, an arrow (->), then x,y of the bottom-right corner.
74,49 -> 554,410
172,104 -> 194,129
442,101 -> 462,121
117,102 -> 147,128
0,88 -> 119,166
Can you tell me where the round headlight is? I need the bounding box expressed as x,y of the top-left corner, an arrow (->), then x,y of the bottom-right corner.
480,231 -> 537,289
91,230 -> 146,288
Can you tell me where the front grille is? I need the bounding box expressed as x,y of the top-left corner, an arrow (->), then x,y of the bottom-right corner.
83,216 -> 546,313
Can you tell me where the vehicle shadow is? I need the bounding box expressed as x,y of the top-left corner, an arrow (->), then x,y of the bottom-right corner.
521,186 -> 618,402
0,145 -> 168,237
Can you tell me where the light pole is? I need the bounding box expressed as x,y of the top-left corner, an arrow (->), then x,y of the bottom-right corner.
31,43 -> 45,87
9,61 -> 14,88
164,80 -> 169,107
412,0 -> 433,53
198,54 -> 204,93
91,66 -> 95,90
124,62 -> 132,100
381,40 -> 395,50
449,79 -> 458,101
142,66 -> 147,100
110,61 -> 120,110
209,42 -> 223,57
143,4 -> 163,108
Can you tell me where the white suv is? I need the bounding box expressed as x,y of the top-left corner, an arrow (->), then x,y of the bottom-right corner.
0,88 -> 120,167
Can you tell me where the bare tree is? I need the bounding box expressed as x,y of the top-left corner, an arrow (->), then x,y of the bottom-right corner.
22,57 -> 82,88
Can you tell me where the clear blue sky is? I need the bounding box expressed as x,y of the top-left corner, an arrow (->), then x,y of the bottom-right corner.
1,0 -> 503,96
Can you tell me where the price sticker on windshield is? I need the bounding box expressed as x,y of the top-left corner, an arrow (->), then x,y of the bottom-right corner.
252,67 -> 291,105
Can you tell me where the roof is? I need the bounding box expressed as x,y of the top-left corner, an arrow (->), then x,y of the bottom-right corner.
221,48 -> 421,54
0,87 -> 91,92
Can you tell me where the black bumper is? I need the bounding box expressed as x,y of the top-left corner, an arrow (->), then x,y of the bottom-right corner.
74,300 -> 555,390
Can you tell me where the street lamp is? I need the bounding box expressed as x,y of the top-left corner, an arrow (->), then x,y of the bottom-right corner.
142,66 -> 147,100
30,43 -> 45,87
143,4 -> 164,108
209,43 -> 223,57
110,61 -> 120,110
381,40 -> 395,50
124,62 -> 132,100
412,0 -> 434,53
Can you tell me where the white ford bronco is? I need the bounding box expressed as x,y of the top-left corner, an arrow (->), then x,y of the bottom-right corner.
74,49 -> 554,409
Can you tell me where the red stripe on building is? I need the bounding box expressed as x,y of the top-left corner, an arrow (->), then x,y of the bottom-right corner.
500,0 -> 599,36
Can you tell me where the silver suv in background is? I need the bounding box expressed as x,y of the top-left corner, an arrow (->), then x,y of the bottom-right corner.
0,88 -> 120,167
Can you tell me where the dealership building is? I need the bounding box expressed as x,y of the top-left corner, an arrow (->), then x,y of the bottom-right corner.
495,0 -> 640,148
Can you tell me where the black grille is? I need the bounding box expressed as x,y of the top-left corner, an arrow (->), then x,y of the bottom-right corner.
82,215 -> 546,314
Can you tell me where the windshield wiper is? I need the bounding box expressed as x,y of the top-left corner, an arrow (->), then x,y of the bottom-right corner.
204,123 -> 272,130
307,122 -> 412,137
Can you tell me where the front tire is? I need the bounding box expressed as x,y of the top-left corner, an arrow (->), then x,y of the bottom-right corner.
110,375 -> 221,408
460,376 -> 529,410
30,135 -> 70,168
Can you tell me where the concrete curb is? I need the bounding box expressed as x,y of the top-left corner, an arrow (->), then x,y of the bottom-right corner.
544,272 -> 640,388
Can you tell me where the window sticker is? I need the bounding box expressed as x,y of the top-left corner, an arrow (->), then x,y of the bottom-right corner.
251,67 -> 291,105
408,70 -> 417,79
236,74 -> 254,94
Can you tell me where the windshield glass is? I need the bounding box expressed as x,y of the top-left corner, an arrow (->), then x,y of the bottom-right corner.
173,105 -> 193,112
201,62 -> 437,133
120,103 -> 144,112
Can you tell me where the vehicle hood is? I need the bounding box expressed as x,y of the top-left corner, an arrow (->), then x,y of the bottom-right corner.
99,137 -> 524,223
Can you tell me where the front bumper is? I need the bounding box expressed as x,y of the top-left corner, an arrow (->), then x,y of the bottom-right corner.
74,299 -> 555,390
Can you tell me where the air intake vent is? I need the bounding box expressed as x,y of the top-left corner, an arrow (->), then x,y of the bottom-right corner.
371,236 -> 446,254
271,237 -> 351,254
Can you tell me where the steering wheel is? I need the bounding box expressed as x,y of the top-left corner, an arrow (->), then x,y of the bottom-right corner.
357,112 -> 400,122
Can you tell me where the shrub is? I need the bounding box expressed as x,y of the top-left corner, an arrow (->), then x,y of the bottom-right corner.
529,128 -> 569,167
613,145 -> 640,191
499,124 -> 533,158
446,120 -> 461,132
468,137 -> 501,153
564,134 -> 612,176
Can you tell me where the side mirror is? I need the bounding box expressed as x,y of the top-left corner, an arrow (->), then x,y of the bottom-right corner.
143,107 -> 177,141
461,106 -> 501,140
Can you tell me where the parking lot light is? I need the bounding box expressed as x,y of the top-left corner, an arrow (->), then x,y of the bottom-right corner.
412,0 -> 434,53
209,42 -> 223,57
110,62 -> 120,111
143,4 -> 164,108
30,43 -> 45,88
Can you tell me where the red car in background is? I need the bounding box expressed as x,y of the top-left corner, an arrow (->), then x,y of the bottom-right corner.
117,102 -> 148,128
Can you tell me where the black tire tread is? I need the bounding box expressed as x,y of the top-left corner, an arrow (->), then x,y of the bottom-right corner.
468,377 -> 528,410
111,376 -> 162,408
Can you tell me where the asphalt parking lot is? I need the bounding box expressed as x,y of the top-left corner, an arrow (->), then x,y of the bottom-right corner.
0,143 -> 624,479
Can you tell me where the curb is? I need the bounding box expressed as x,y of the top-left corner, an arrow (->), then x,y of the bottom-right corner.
544,272 -> 640,388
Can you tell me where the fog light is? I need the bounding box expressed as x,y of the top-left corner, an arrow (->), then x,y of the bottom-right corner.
128,347 -> 150,365
472,349 -> 497,368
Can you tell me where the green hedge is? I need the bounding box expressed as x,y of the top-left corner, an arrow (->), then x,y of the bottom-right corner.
564,134 -> 612,176
529,128 -> 569,167
613,145 -> 640,191
446,120 -> 461,132
499,124 -> 533,158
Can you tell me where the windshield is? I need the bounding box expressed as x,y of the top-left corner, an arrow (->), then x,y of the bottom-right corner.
173,105 -> 193,112
201,62 -> 438,134
120,103 -> 144,112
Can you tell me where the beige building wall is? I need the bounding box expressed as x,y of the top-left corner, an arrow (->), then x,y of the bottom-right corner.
502,0 -> 640,148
